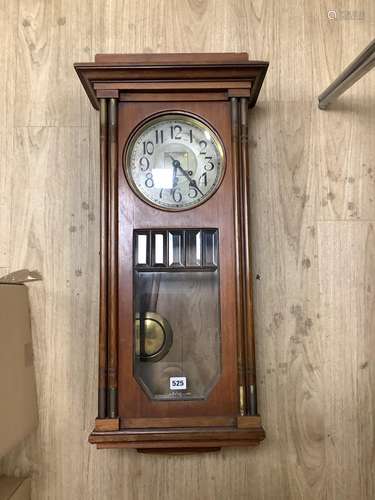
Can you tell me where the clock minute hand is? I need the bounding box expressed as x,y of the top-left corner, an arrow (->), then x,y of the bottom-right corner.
187,177 -> 204,197
171,159 -> 204,196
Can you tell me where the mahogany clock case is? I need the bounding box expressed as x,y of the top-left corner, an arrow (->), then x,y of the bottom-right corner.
74,53 -> 269,451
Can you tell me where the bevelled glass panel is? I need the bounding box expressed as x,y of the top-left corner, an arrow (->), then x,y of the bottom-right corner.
152,232 -> 166,266
202,230 -> 218,267
154,234 -> 164,263
136,233 -> 148,265
186,230 -> 201,267
168,231 -> 185,267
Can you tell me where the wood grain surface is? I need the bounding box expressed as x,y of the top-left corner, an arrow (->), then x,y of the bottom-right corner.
0,1 -> 374,499
117,101 -> 239,422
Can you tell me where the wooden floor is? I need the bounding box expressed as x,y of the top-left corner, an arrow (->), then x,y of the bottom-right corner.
1,1 -> 375,499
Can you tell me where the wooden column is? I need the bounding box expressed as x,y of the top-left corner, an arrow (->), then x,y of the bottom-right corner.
108,98 -> 119,418
98,99 -> 108,419
239,97 -> 257,415
231,97 -> 247,416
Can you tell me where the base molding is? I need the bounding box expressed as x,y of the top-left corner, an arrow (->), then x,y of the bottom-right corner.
94,418 -> 120,432
89,420 -> 265,452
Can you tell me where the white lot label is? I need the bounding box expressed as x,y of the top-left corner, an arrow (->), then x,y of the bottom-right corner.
170,377 -> 187,390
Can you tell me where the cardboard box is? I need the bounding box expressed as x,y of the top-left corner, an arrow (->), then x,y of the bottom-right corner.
0,476 -> 30,500
0,283 -> 38,459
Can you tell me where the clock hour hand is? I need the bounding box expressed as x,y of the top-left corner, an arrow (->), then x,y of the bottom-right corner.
168,154 -> 193,175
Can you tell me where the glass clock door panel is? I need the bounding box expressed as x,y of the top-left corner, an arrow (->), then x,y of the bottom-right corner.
133,229 -> 221,400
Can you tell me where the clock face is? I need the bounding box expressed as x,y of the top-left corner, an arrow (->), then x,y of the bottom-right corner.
124,113 -> 225,210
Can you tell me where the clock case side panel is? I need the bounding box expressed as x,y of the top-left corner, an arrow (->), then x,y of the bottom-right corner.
117,101 -> 238,424
231,97 -> 260,417
94,97 -> 120,432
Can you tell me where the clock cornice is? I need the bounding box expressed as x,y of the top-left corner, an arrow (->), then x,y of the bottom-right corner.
74,53 -> 268,110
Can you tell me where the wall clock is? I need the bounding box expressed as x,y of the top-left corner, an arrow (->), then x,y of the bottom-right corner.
75,53 -> 268,452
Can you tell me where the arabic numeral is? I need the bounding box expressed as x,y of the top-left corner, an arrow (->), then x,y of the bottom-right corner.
169,376 -> 187,390
204,161 -> 215,171
143,140 -> 154,155
199,140 -> 207,155
145,172 -> 154,188
172,188 -> 182,203
139,156 -> 150,171
155,129 -> 164,144
170,125 -> 182,140
188,186 -> 198,198
199,172 -> 208,186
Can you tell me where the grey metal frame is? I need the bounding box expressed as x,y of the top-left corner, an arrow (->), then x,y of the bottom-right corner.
318,38 -> 375,109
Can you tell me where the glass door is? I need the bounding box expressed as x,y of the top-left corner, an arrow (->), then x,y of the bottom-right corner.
133,229 -> 221,401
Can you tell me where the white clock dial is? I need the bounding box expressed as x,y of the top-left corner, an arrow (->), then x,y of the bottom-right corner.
124,113 -> 225,210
